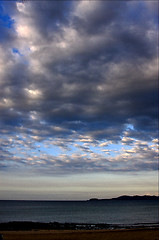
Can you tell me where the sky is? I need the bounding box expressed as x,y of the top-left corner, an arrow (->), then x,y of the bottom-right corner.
0,1 -> 158,200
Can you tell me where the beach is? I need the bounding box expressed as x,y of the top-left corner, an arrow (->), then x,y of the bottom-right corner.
1,228 -> 159,240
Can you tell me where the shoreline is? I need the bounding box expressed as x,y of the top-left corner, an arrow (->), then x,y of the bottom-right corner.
0,221 -> 158,231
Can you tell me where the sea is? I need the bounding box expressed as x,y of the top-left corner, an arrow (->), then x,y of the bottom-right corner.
0,200 -> 158,226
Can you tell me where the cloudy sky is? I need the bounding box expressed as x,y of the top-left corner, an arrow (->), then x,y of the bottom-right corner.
0,1 -> 158,200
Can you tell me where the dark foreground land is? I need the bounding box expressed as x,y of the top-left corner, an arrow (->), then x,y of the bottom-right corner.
0,221 -> 159,231
0,222 -> 159,240
0,228 -> 159,240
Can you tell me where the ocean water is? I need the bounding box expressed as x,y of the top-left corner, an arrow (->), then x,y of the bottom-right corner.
0,200 -> 158,225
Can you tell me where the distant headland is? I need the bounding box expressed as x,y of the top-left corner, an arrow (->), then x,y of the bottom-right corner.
88,195 -> 159,201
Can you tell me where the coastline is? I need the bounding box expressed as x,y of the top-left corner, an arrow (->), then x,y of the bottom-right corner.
0,221 -> 158,231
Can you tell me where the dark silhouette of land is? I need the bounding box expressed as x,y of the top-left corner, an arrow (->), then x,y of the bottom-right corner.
0,221 -> 158,231
88,195 -> 159,201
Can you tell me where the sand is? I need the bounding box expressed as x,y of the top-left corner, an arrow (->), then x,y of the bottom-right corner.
1,228 -> 159,240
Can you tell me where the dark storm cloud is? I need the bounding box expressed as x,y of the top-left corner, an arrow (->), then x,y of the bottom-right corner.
27,1 -> 72,36
0,1 -> 157,136
0,1 -> 158,174
72,1 -> 125,35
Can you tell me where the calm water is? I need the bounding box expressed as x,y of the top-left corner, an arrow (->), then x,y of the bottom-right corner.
0,200 -> 158,225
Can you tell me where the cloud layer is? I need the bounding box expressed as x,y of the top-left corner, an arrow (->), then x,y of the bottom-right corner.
0,1 -> 158,175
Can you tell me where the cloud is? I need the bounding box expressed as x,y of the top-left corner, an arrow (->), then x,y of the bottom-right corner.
0,131 -> 158,175
0,1 -> 158,175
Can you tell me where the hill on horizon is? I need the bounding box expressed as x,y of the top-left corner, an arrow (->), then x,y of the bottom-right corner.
88,195 -> 159,201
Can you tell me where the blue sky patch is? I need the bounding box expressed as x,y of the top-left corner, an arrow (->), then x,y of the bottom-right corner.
12,48 -> 23,56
